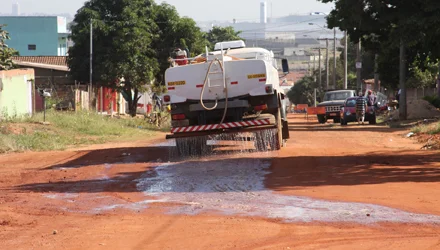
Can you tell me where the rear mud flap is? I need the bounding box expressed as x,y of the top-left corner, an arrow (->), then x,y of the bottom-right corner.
282,119 -> 290,139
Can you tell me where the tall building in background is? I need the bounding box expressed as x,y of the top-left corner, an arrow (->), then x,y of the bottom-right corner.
12,2 -> 20,16
260,1 -> 267,24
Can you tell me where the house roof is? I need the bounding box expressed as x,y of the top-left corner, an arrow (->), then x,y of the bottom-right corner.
12,56 -> 69,72
12,56 -> 67,66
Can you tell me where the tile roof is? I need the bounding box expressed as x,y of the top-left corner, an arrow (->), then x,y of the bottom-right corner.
12,56 -> 67,67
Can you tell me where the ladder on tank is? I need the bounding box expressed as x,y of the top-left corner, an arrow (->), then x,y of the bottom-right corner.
205,45 -> 226,90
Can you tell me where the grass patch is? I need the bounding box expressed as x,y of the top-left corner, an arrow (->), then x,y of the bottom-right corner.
411,121 -> 440,135
0,111 -> 169,153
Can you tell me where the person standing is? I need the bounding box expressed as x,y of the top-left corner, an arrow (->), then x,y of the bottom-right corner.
356,95 -> 368,125
367,90 -> 376,107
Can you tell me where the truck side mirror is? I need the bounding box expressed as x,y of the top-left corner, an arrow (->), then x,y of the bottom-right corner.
281,59 -> 289,74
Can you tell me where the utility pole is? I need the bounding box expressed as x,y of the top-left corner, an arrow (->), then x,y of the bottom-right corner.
437,63 -> 440,98
326,39 -> 329,90
374,53 -> 379,92
318,48 -> 322,88
437,67 -> 440,98
314,88 -> 317,107
308,61 -> 311,76
313,52 -> 316,72
344,30 -> 348,89
399,41 -> 407,120
89,18 -> 93,110
356,40 -> 362,93
333,27 -> 336,89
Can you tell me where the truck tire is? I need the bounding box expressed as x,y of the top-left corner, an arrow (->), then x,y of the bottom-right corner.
317,115 -> 326,124
270,107 -> 283,151
176,136 -> 208,156
175,138 -> 187,156
254,131 -> 268,151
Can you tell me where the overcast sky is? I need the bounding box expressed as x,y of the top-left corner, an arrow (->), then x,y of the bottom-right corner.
3,0 -> 334,21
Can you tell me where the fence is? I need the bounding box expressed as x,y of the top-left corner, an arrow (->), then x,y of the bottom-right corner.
406,88 -> 438,101
34,75 -> 89,111
75,89 -> 90,111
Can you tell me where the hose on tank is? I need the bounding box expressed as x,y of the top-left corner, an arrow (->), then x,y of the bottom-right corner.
200,58 -> 228,124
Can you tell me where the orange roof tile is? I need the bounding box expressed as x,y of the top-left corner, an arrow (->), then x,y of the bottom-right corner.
12,56 -> 67,67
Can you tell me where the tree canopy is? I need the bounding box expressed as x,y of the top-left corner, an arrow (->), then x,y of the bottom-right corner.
205,26 -> 243,49
68,0 -> 158,115
67,0 -> 214,115
287,76 -> 317,106
318,0 -> 440,89
0,24 -> 18,70
152,3 -> 208,85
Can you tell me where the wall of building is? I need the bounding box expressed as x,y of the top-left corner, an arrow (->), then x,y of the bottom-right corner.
0,16 -> 67,56
57,37 -> 68,56
0,69 -> 35,118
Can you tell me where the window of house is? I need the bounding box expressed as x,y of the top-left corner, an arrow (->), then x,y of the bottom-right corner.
28,44 -> 36,50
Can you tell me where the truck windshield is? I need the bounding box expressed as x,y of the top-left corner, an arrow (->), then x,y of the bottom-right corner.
324,92 -> 353,101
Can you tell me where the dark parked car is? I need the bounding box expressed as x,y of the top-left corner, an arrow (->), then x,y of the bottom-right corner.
340,97 -> 376,125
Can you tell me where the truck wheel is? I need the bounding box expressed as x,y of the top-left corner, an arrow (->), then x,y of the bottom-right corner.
194,136 -> 209,155
270,107 -> 283,151
176,136 -> 208,156
317,115 -> 326,124
254,131 -> 268,151
175,138 -> 187,156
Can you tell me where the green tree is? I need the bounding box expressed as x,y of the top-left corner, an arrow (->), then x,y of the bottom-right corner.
205,26 -> 243,49
67,0 -> 158,116
0,24 -> 18,70
407,55 -> 439,88
287,76 -> 318,106
152,3 -> 209,85
318,0 -> 440,89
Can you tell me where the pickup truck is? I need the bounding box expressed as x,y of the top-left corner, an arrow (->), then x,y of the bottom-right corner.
316,90 -> 357,123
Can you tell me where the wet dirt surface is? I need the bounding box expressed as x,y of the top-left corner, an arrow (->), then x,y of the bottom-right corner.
1,114 -> 440,249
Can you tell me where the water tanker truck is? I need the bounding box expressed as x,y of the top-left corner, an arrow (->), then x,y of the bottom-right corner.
163,40 -> 290,154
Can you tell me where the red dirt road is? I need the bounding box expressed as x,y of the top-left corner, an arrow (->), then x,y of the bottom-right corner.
1,114 -> 440,249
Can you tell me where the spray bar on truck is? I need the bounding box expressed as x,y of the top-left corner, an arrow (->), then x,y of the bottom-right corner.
165,118 -> 277,139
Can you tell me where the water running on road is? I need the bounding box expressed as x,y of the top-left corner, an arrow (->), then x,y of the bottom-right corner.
135,158 -> 440,224
40,137 -> 440,224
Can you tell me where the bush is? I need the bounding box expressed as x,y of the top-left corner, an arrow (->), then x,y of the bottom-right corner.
423,95 -> 440,108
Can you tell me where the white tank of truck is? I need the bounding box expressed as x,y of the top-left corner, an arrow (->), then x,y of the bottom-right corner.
163,40 -> 290,154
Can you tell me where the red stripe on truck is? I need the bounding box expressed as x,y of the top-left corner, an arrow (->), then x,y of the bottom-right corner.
170,119 -> 271,133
